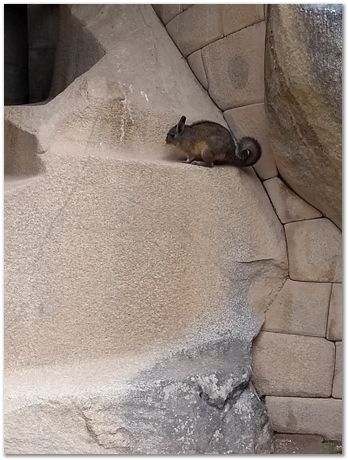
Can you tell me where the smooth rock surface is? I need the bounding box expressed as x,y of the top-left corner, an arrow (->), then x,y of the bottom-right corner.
266,396 -> 342,441
221,4 -> 264,36
224,103 -> 277,180
153,4 -> 182,25
202,21 -> 265,110
187,49 -> 208,89
166,5 -> 223,57
252,332 -> 335,397
264,279 -> 331,337
332,342 -> 342,398
327,283 -> 343,340
285,219 -> 342,282
264,177 -> 322,223
5,4 -> 286,454
265,5 -> 342,227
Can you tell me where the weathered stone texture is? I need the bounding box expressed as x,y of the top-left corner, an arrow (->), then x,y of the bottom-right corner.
187,49 -> 208,89
166,5 -> 223,57
274,434 -> 324,455
5,5 -> 286,454
332,342 -> 342,398
264,178 -> 322,223
221,5 -> 264,36
265,5 -> 342,227
252,332 -> 335,397
266,396 -> 342,441
264,279 -> 331,337
5,339 -> 274,454
224,103 -> 277,180
202,21 -> 265,110
153,4 -> 182,25
327,284 -> 342,340
285,219 -> 342,282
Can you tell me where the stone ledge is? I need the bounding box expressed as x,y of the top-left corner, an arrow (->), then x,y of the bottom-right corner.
266,396 -> 342,441
252,332 -> 335,397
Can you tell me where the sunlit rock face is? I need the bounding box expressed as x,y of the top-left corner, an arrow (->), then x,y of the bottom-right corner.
265,4 -> 342,228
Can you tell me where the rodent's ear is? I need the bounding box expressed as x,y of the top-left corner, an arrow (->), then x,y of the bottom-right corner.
176,115 -> 186,135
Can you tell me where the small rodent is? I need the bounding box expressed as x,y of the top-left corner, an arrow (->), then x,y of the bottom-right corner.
166,115 -> 261,168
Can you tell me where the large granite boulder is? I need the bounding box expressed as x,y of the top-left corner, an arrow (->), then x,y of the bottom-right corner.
265,4 -> 342,227
4,5 -> 288,454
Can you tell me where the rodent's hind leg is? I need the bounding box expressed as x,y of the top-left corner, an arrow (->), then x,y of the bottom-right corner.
193,148 -> 214,168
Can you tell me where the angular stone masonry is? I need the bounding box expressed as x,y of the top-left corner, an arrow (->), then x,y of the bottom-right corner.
327,283 -> 343,341
187,49 -> 208,90
252,332 -> 335,397
263,279 -> 331,337
332,342 -> 342,398
285,219 -> 342,282
264,178 -> 322,223
266,397 -> 342,441
202,22 -> 265,110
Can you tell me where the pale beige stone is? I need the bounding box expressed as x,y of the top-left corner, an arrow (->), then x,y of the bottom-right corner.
222,5 -> 264,36
285,219 -> 342,282
202,22 -> 265,110
264,279 -> 331,337
252,332 -> 335,397
166,5 -> 223,57
224,103 -> 277,180
181,4 -> 193,11
327,284 -> 342,340
264,177 -> 322,223
187,49 -> 208,89
332,342 -> 342,398
4,5 -> 288,454
266,396 -> 342,441
153,4 -> 182,25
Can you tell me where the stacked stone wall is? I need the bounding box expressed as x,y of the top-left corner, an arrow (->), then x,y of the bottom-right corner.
154,4 -> 342,440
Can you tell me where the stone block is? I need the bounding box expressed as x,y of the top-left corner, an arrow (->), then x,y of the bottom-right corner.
187,49 -> 208,89
222,5 -> 264,36
263,177 -> 322,223
153,4 -> 182,25
332,342 -> 342,398
327,284 -> 342,340
202,22 -> 265,110
166,5 -> 223,57
264,279 -> 331,337
252,332 -> 335,397
266,396 -> 342,441
285,219 -> 342,282
224,103 -> 277,180
273,434 -> 324,454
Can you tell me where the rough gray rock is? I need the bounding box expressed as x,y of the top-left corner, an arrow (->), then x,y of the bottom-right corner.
265,5 -> 342,227
5,338 -> 273,454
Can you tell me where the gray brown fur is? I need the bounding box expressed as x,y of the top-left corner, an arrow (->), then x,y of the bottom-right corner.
166,116 -> 261,168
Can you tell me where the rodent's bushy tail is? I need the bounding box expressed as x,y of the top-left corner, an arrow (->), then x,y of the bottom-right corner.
234,137 -> 262,167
